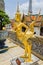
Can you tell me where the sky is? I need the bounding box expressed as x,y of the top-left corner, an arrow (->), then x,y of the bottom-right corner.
4,0 -> 43,19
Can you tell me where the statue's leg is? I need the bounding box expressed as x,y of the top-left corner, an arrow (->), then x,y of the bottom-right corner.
27,41 -> 32,62
20,40 -> 28,58
22,40 -> 32,62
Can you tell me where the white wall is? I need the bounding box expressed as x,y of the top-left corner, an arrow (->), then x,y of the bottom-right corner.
34,27 -> 40,36
5,24 -> 12,31
5,24 -> 11,29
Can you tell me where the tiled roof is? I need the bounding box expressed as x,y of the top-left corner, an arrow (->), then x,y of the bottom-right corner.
31,16 -> 36,21
10,19 -> 15,28
10,15 -> 43,27
25,15 -> 42,22
25,15 -> 31,21
22,14 -> 43,27
37,16 -> 42,21
10,19 -> 15,22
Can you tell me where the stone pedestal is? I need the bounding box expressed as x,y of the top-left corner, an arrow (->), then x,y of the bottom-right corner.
11,55 -> 39,65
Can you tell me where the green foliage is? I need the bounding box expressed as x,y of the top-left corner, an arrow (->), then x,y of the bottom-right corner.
0,10 -> 10,29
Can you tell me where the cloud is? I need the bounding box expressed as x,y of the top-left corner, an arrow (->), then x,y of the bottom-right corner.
19,2 -> 28,15
19,0 -> 43,15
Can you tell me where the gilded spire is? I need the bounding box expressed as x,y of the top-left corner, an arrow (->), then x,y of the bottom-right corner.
15,2 -> 21,22
17,2 -> 19,12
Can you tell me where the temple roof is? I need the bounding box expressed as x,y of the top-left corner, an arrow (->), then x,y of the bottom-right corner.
23,15 -> 43,22
21,14 -> 43,27
11,14 -> 43,27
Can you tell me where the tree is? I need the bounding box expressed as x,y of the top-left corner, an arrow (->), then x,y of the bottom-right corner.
0,10 -> 10,30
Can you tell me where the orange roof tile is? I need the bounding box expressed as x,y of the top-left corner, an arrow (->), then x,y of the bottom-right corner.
31,16 -> 36,21
37,16 -> 42,21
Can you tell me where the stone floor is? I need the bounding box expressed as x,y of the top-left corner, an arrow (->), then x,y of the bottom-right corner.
0,39 -> 24,65
0,39 -> 43,65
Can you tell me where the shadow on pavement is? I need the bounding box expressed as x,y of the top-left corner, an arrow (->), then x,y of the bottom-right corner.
0,46 -> 8,54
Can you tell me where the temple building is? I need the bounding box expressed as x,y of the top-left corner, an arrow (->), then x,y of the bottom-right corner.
0,0 -> 5,11
21,0 -> 43,36
11,1 -> 43,36
22,13 -> 43,36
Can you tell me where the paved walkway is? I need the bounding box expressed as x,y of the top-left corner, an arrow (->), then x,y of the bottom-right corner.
0,39 -> 43,65
0,39 -> 24,65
